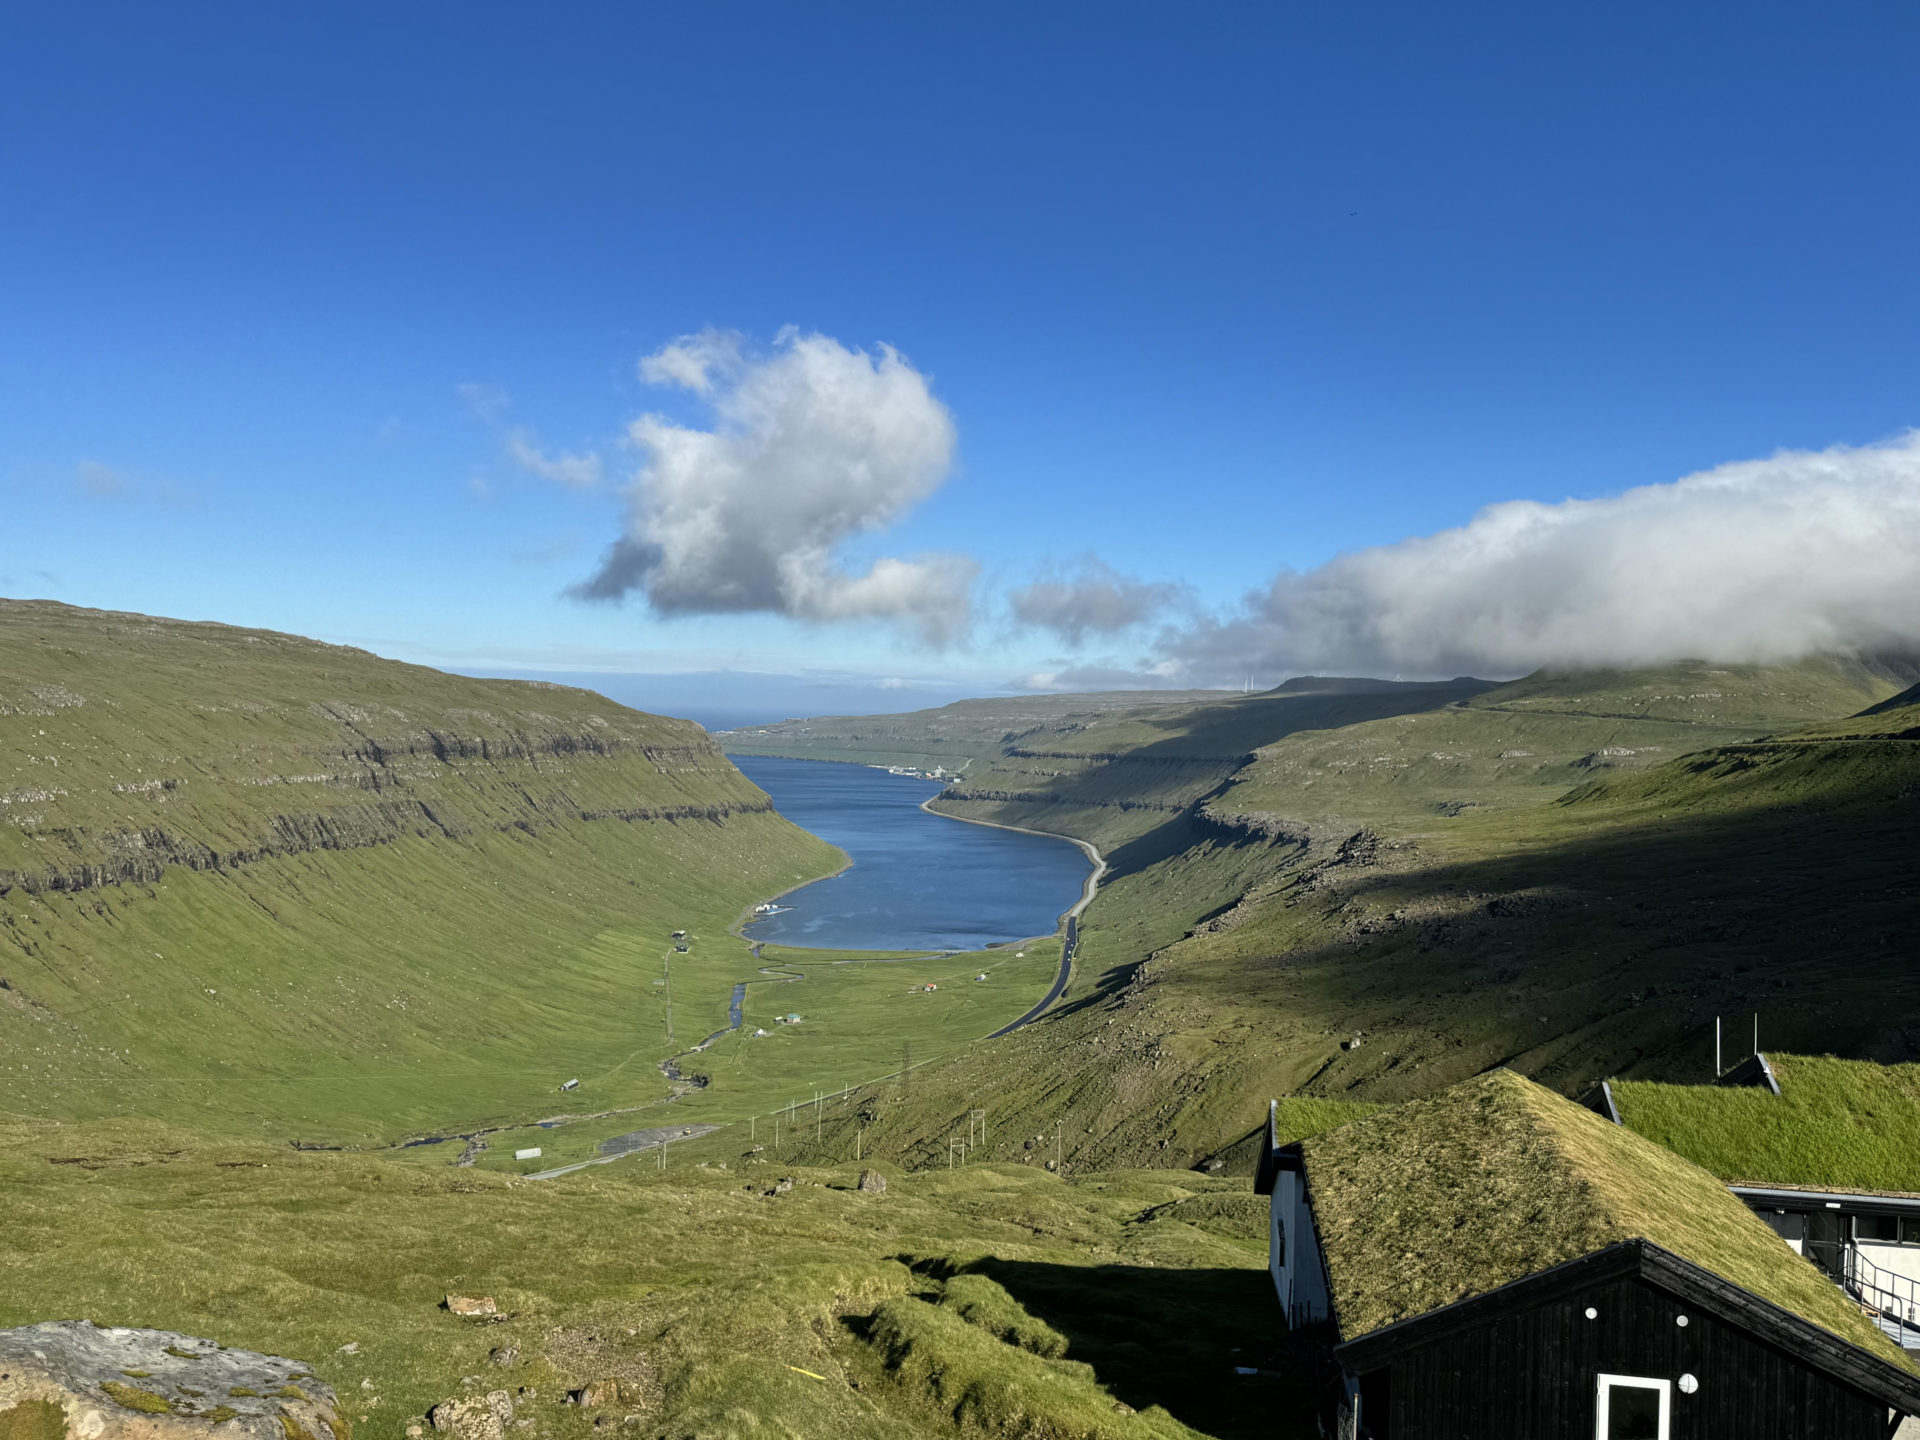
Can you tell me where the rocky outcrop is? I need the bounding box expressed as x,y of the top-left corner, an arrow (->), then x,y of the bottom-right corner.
0,1320 -> 343,1440
427,1391 -> 511,1440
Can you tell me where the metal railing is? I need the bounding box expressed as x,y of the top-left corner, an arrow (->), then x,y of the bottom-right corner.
1842,1244 -> 1920,1335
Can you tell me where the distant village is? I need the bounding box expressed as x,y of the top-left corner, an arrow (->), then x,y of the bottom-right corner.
870,763 -> 959,780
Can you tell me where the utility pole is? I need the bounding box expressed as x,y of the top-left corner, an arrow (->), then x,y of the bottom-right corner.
1753,1012 -> 1759,1059
1715,1016 -> 1722,1078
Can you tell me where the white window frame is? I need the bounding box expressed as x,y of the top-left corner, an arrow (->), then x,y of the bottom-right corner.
1595,1374 -> 1671,1440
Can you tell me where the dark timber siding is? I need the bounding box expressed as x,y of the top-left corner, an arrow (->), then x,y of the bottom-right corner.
1373,1273 -> 1886,1439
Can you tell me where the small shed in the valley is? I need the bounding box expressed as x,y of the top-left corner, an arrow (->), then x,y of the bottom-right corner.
1257,1069 -> 1920,1439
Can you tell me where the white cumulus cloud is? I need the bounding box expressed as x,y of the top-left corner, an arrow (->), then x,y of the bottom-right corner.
576,329 -> 972,646
1160,432 -> 1920,683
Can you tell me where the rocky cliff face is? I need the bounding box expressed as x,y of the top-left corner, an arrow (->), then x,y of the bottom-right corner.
0,601 -> 770,896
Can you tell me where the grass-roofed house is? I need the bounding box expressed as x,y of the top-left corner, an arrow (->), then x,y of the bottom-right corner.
1609,1053 -> 1920,1349
1256,1070 -> 1920,1439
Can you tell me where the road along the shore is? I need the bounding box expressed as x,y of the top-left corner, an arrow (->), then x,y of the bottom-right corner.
917,796 -> 1106,1035
915,797 -> 1106,922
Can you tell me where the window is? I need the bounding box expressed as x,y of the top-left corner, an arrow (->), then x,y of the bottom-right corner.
1903,1217 -> 1920,1246
1759,1209 -> 1805,1243
1855,1213 -> 1899,1244
1596,1375 -> 1670,1440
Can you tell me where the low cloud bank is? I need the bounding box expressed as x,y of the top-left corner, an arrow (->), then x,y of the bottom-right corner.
1010,555 -> 1185,646
1157,433 -> 1920,684
576,329 -> 972,646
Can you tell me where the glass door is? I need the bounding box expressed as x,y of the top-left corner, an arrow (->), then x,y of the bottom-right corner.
1806,1209 -> 1848,1281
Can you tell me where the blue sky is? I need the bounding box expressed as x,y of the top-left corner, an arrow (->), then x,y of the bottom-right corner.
4,3 -> 1919,724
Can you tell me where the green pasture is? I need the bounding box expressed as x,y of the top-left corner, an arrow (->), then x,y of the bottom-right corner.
0,1117 -> 1304,1440
452,937 -> 1066,1175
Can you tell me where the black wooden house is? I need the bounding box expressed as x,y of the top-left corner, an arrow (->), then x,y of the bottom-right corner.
1257,1070 -> 1920,1438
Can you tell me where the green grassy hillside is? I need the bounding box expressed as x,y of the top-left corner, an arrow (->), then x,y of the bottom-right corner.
923,678 -> 1501,852
11,613 -> 1920,1440
0,1116 -> 1304,1440
763,658 -> 1920,1180
0,602 -> 1063,1146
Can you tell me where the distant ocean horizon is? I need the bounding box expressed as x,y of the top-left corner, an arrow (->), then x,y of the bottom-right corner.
446,666 -> 1016,734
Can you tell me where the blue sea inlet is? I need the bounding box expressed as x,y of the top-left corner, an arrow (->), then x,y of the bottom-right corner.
733,755 -> 1091,953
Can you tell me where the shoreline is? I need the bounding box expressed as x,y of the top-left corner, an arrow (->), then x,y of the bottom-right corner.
916,794 -> 1106,930
727,842 -> 853,942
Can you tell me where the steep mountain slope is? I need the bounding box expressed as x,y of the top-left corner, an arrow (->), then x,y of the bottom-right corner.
1209,655 -> 1915,832
7,626 -> 1916,1440
0,600 -> 844,1140
925,678 -> 1511,851
748,657 -> 1920,1178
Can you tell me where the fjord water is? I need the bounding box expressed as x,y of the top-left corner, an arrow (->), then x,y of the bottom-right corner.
734,755 -> 1091,952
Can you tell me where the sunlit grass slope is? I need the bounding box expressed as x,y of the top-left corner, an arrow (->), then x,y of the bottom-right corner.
1209,654 -> 1911,831
0,599 -> 780,887
453,938 -> 1067,1175
0,600 -> 1083,1147
0,1116 -> 1306,1440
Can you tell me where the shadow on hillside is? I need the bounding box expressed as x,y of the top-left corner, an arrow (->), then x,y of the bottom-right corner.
935,1256 -> 1328,1439
938,679 -> 1497,836
1115,675 -> 1495,753
1227,749 -> 1920,1089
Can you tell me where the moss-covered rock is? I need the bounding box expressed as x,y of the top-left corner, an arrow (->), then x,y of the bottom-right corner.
0,1321 -> 344,1440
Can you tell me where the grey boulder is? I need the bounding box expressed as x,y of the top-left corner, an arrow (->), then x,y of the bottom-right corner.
0,1320 -> 343,1440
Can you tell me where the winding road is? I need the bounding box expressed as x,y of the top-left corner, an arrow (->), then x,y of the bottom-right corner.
917,798 -> 1107,1039
527,797 -> 1105,1181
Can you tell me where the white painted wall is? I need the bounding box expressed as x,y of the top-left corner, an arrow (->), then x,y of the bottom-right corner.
1269,1183 -> 1286,1299
1858,1242 -> 1920,1290
1266,1167 -> 1332,1325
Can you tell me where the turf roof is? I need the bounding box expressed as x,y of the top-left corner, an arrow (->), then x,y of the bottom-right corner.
1299,1069 -> 1912,1366
1612,1053 -> 1920,1194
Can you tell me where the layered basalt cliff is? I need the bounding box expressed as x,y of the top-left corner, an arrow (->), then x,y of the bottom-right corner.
0,600 -> 773,895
